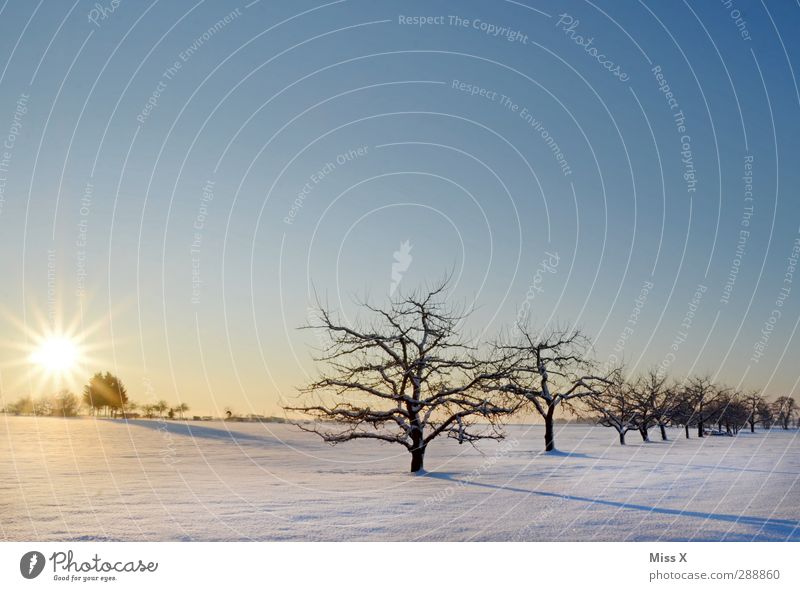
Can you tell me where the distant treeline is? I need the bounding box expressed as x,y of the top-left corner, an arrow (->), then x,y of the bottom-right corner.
0,371 -> 286,423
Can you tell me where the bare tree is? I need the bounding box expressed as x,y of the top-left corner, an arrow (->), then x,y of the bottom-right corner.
671,387 -> 696,439
772,396 -> 797,430
741,390 -> 766,433
726,395 -> 750,435
286,282 -> 518,473
122,400 -> 138,418
710,390 -> 749,435
34,395 -> 53,417
653,381 -> 679,441
683,376 -> 725,437
630,369 -> 672,442
585,369 -> 637,445
173,402 -> 190,420
758,401 -> 774,429
52,390 -> 80,417
495,326 -> 610,452
155,400 -> 169,418
712,390 -> 733,434
7,396 -> 34,415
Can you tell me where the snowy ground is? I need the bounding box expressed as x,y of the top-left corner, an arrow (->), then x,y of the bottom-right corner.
1,416 -> 798,541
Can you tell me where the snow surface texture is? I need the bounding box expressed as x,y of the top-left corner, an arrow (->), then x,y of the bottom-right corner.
1,416 -> 798,541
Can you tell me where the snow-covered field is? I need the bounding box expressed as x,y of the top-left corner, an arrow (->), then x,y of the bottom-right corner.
1,416 -> 798,541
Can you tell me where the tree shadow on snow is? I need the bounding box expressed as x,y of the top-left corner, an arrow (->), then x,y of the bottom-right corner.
123,419 -> 280,446
596,456 -> 797,477
424,472 -> 800,540
500,449 -> 594,460
538,449 -> 594,459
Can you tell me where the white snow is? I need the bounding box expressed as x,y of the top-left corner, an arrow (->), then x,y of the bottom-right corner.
1,416 -> 798,541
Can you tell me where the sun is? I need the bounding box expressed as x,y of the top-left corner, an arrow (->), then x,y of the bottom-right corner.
29,336 -> 80,373
1,307 -> 104,392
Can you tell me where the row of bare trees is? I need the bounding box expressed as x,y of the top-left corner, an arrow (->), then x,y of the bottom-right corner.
135,400 -> 191,420
287,282 -> 797,472
584,371 -> 796,445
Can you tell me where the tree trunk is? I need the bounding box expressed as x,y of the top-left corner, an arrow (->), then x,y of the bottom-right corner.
698,420 -> 704,437
619,431 -> 626,445
639,427 -> 649,442
409,420 -> 425,472
684,424 -> 690,438
544,405 -> 556,452
750,420 -> 755,433
659,424 -> 668,441
410,446 -> 425,472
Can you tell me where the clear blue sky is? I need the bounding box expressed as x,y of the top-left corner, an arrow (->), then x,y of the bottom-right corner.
1,0 -> 799,416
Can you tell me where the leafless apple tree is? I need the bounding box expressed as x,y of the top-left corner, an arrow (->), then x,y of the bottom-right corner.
285,282 -> 518,472
741,390 -> 767,433
495,326 -> 611,452
631,369 -> 676,441
683,375 -> 726,437
584,369 -> 639,445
